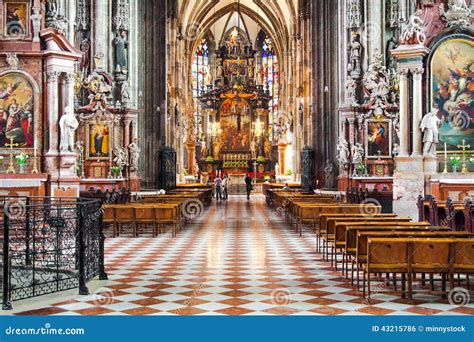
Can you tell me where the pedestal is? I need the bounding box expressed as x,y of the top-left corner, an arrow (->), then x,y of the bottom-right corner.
186,143 -> 196,176
51,153 -> 80,197
393,156 -> 424,219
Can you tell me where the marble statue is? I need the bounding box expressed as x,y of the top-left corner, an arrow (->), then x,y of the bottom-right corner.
275,163 -> 280,177
31,7 -> 41,42
400,10 -> 425,45
59,106 -> 79,152
345,75 -> 358,106
264,139 -> 272,158
250,139 -> 257,159
113,147 -> 128,176
121,81 -> 131,107
114,30 -> 128,73
323,160 -> 335,189
336,136 -> 350,168
348,32 -> 362,76
216,61 -> 224,79
420,108 -> 442,156
351,142 -> 364,166
128,139 -> 140,172
201,142 -> 209,159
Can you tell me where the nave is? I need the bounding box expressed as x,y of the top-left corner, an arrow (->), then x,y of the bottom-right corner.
10,196 -> 473,316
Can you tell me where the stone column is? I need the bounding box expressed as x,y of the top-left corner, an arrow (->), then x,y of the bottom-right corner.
186,143 -> 196,176
64,72 -> 75,110
46,71 -> 60,155
123,118 -> 131,147
398,68 -> 409,156
278,143 -> 286,175
411,67 -> 423,157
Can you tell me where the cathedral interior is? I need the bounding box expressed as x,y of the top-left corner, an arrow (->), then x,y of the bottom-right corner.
0,0 -> 473,319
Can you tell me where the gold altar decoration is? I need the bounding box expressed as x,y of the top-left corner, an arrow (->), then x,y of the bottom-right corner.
5,137 -> 19,174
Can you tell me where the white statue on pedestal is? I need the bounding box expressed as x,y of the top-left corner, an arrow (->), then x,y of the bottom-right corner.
250,139 -> 257,159
420,108 -> 442,156
351,142 -> 364,166
275,162 -> 280,177
59,106 -> 79,152
336,136 -> 350,168
128,139 -> 140,172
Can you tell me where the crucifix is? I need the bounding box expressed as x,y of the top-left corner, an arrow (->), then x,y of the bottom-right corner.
5,137 -> 19,174
457,139 -> 471,174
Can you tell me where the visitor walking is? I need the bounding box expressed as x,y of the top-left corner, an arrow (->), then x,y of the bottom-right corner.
214,175 -> 223,201
244,173 -> 253,200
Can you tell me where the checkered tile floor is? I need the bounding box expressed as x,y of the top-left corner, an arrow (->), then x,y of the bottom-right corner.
13,196 -> 474,315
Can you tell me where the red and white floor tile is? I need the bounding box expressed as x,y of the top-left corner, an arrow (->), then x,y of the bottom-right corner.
13,196 -> 474,316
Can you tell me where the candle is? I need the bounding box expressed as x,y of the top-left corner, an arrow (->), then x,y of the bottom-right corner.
444,142 -> 447,159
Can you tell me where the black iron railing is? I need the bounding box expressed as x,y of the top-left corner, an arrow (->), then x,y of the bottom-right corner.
1,196 -> 107,310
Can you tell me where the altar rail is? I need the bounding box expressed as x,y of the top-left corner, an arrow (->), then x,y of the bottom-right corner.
1,196 -> 107,310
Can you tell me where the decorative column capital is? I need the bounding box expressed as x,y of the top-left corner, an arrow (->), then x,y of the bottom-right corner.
65,72 -> 75,83
46,70 -> 61,82
397,67 -> 409,78
411,66 -> 424,78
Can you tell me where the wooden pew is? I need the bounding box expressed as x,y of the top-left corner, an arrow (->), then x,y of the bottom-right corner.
293,203 -> 381,236
329,218 -> 414,267
316,213 -> 397,253
325,218 -> 416,266
354,229 -> 468,289
363,237 -> 474,303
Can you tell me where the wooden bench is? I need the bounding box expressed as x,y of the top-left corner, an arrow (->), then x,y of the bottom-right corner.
104,203 -> 181,237
292,203 -> 381,236
316,213 -> 398,253
364,237 -> 474,303
354,229 -> 467,289
328,218 -> 414,268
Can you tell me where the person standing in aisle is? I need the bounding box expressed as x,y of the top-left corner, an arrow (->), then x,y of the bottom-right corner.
214,175 -> 223,201
244,173 -> 253,200
222,174 -> 230,200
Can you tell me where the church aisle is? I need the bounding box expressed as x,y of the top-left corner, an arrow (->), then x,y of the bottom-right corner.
14,196 -> 473,316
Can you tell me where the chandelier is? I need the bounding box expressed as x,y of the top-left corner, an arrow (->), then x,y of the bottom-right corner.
208,121 -> 222,137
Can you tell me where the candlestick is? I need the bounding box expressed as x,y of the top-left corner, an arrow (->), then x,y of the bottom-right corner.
443,142 -> 448,174
31,139 -> 38,174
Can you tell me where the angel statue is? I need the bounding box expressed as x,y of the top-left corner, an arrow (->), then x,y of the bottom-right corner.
400,10 -> 425,45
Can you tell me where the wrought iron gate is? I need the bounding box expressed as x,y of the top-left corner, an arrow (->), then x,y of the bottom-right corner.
1,197 -> 107,310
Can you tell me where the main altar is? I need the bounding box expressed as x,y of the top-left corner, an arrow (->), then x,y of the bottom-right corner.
196,27 -> 273,180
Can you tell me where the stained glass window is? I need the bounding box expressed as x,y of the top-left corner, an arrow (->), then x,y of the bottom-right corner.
192,38 -> 210,141
261,36 -> 279,141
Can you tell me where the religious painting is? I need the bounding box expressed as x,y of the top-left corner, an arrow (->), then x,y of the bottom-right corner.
366,119 -> 392,159
220,99 -> 251,151
86,122 -> 112,160
4,2 -> 28,37
0,73 -> 34,147
431,38 -> 474,152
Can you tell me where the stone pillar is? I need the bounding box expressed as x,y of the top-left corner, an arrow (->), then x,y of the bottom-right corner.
186,143 -> 196,176
46,71 -> 60,156
64,72 -> 75,110
391,45 -> 429,218
411,67 -> 423,157
397,68 -> 409,156
123,118 -> 131,147
278,143 -> 286,175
